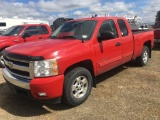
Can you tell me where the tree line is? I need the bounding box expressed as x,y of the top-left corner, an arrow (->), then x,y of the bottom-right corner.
156,11 -> 160,21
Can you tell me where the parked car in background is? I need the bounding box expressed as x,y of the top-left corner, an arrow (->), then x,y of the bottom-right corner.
153,21 -> 160,43
0,24 -> 52,67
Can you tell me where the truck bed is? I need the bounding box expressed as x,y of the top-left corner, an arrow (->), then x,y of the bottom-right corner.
132,29 -> 154,59
132,29 -> 153,34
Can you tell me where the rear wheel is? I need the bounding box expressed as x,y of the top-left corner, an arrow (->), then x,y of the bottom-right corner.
63,67 -> 92,107
136,46 -> 149,66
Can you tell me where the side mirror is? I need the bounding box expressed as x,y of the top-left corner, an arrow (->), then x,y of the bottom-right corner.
22,31 -> 31,39
98,31 -> 115,42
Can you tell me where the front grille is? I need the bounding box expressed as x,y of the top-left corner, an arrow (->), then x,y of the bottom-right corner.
6,66 -> 30,77
3,51 -> 44,80
4,56 -> 29,67
4,56 -> 34,80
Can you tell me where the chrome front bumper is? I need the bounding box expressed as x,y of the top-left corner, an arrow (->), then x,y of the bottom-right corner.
2,68 -> 30,90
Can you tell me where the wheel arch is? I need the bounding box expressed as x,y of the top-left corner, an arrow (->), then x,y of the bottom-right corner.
64,59 -> 96,87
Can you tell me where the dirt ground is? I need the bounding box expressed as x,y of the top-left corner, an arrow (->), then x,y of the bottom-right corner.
0,44 -> 160,120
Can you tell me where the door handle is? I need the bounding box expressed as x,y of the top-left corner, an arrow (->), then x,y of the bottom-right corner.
115,42 -> 121,46
39,37 -> 42,39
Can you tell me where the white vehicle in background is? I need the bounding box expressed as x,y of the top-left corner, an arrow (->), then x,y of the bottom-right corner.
0,16 -> 49,33
127,17 -> 148,30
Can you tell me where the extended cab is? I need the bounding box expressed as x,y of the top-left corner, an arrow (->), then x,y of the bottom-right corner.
0,24 -> 52,66
2,17 -> 154,106
154,21 -> 160,43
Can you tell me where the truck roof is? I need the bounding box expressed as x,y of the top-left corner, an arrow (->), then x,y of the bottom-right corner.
72,17 -> 126,21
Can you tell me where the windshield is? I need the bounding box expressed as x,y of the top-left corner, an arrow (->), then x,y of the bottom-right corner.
51,20 -> 97,40
2,26 -> 24,36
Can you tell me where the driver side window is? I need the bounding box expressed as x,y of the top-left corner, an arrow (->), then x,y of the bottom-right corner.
99,20 -> 118,39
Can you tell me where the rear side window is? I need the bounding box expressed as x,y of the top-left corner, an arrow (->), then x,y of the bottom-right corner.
117,19 -> 128,37
40,25 -> 49,34
26,26 -> 40,35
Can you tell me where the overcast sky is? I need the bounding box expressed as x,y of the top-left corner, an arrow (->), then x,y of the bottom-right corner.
0,0 -> 159,24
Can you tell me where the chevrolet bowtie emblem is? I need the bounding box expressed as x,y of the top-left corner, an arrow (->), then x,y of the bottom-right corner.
8,61 -> 13,69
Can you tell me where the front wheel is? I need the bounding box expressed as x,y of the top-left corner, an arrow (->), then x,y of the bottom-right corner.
136,46 -> 149,66
63,67 -> 93,107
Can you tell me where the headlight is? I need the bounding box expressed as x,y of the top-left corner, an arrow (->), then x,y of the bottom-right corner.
34,59 -> 58,77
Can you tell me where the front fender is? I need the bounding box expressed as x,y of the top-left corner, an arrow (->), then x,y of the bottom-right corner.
58,45 -> 96,76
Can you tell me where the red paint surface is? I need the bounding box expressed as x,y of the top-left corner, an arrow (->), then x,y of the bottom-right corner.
30,75 -> 64,99
5,17 -> 154,101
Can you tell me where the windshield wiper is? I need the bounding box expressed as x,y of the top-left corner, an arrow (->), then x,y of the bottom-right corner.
62,36 -> 76,39
50,35 -> 77,40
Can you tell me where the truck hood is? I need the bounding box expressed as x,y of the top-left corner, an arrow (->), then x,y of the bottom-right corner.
6,39 -> 86,59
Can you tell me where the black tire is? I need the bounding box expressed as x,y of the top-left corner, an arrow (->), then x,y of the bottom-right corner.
136,46 -> 149,66
63,67 -> 93,107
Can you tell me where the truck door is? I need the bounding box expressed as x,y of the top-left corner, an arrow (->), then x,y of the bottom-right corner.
3,26 -> 25,45
95,20 -> 122,75
117,19 -> 134,64
23,26 -> 41,42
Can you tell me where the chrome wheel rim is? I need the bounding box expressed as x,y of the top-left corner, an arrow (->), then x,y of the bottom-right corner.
143,50 -> 148,63
72,76 -> 88,99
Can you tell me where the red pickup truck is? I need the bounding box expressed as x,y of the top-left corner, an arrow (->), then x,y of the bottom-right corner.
154,21 -> 160,43
2,17 -> 154,106
0,24 -> 51,67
